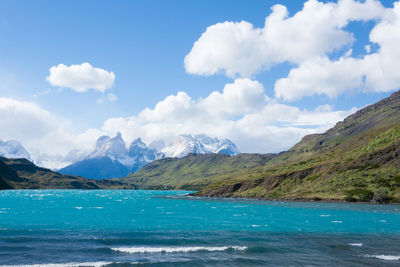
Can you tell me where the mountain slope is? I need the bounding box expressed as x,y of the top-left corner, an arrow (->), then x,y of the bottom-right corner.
195,91 -> 400,202
59,133 -> 240,179
0,157 -> 132,189
59,157 -> 130,180
0,139 -> 30,160
162,134 -> 240,158
0,160 -> 17,189
128,138 -> 165,173
119,153 -> 275,190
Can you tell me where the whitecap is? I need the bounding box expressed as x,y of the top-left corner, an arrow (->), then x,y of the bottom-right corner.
111,246 -> 247,254
0,261 -> 113,267
75,207 -> 83,210
349,243 -> 363,247
364,255 -> 400,261
251,225 -> 260,227
331,220 -> 343,223
379,220 -> 387,223
319,214 -> 331,217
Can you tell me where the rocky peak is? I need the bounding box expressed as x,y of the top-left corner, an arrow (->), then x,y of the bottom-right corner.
89,132 -> 128,160
0,139 -> 31,160
162,134 -> 240,158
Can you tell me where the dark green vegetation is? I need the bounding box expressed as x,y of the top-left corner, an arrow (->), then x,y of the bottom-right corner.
119,153 -> 275,190
0,157 -> 133,190
194,91 -> 400,203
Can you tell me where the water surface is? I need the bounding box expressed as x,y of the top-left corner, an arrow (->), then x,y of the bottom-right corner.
1,190 -> 400,266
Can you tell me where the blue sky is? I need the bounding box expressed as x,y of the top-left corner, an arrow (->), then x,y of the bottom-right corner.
0,0 -> 399,167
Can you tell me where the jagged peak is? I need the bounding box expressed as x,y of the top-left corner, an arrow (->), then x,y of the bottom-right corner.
0,139 -> 31,161
113,131 -> 123,140
130,137 -> 146,147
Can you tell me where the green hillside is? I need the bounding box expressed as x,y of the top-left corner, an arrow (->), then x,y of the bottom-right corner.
0,157 -> 133,190
195,91 -> 400,203
120,153 -> 275,190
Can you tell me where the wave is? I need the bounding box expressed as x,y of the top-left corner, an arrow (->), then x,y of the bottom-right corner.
111,246 -> 247,254
349,243 -> 363,247
364,255 -> 400,261
0,262 -> 113,267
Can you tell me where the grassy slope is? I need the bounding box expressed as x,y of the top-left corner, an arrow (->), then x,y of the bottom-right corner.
195,91 -> 400,202
0,157 -> 133,189
119,153 -> 275,190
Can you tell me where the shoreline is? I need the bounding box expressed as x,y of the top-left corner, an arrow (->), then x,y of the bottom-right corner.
188,192 -> 400,205
2,188 -> 399,204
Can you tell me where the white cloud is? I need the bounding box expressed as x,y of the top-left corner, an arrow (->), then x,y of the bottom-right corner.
97,93 -> 118,104
275,1 -> 400,101
46,62 -> 115,93
0,97 -> 103,168
0,98 -> 54,141
185,0 -> 386,78
0,76 -> 356,169
32,88 -> 51,98
101,79 -> 355,153
274,55 -> 364,101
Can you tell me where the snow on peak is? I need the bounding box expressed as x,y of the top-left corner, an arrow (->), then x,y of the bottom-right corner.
162,134 -> 240,158
83,134 -> 165,171
0,139 -> 31,160
88,132 -> 128,160
130,138 -> 147,149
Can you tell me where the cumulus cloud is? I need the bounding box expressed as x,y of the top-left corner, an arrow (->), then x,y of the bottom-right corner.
101,79 -> 355,153
0,97 -> 103,169
0,98 -> 54,141
46,62 -> 115,93
185,0 -> 386,78
275,1 -> 400,101
0,76 -> 356,169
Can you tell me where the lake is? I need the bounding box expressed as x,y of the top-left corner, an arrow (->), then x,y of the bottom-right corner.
1,190 -> 400,266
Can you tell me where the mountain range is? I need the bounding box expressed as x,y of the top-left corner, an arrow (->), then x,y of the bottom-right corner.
0,132 -> 240,180
1,90 -> 399,203
58,133 -> 240,179
193,90 -> 400,202
113,90 -> 400,203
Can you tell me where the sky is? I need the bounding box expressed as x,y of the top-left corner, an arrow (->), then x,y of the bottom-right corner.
0,0 -> 399,168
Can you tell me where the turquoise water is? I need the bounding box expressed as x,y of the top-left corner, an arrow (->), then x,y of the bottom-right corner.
1,190 -> 400,266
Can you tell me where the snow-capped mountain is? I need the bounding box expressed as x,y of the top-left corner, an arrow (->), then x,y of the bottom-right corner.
59,132 -> 240,179
128,138 -> 165,172
162,134 -> 240,158
0,139 -> 31,160
88,132 -> 128,162
59,133 -> 164,179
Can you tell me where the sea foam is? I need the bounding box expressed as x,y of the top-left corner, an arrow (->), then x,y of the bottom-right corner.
349,243 -> 363,247
111,246 -> 247,253
0,262 -> 113,267
364,255 -> 400,261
